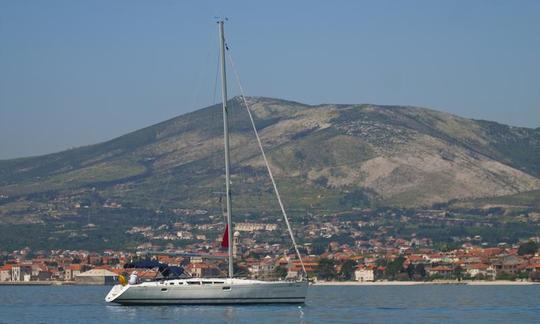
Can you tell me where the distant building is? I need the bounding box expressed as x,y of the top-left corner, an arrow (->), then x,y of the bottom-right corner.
465,263 -> 495,279
286,258 -> 319,279
250,257 -> 275,278
102,201 -> 122,209
0,265 -> 11,281
75,269 -> 118,285
355,266 -> 374,282
492,255 -> 525,276
233,231 -> 240,258
36,271 -> 52,281
235,223 -> 277,232
286,267 -> 300,279
11,266 -> 21,282
186,263 -> 220,278
64,264 -> 88,281
428,266 -> 453,277
177,231 -> 193,240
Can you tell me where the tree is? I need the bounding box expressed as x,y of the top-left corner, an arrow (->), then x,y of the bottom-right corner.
313,176 -> 328,188
340,259 -> 356,280
415,263 -> 427,279
496,272 -> 516,281
385,256 -> 405,280
453,265 -> 464,281
517,271 -> 529,280
406,263 -> 415,280
340,188 -> 374,208
233,262 -> 248,276
316,258 -> 337,281
274,266 -> 287,279
518,241 -> 538,256
311,240 -> 328,255
530,271 -> 540,282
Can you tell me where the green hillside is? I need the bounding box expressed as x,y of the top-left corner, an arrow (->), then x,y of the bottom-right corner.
0,97 -> 539,250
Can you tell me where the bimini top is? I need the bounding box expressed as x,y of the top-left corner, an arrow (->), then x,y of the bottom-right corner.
124,260 -> 163,269
124,260 -> 185,279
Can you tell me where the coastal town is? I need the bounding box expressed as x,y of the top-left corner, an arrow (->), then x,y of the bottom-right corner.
2,220 -> 540,285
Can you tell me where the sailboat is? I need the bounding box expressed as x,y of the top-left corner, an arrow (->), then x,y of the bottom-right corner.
105,20 -> 308,305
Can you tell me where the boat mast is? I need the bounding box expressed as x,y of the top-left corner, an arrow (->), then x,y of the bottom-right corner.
219,20 -> 234,278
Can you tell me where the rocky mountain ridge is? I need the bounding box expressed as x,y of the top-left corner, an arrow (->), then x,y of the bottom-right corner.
1,97 -> 539,224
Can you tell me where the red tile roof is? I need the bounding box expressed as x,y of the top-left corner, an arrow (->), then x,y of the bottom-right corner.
1,265 -> 12,271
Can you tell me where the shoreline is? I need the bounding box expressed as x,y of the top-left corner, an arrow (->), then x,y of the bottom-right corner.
0,281 -> 75,286
1,280 -> 538,287
313,280 -> 540,286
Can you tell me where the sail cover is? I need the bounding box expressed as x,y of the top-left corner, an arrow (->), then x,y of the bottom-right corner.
221,224 -> 229,248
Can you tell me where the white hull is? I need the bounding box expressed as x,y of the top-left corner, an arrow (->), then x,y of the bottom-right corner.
105,278 -> 308,305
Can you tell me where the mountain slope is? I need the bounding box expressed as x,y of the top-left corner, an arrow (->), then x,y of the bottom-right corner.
1,97 -> 539,224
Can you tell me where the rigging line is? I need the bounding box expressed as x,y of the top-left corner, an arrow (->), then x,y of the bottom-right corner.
154,29 -> 218,217
189,28 -> 214,112
155,170 -> 174,214
148,33 -> 217,217
226,51 -> 306,276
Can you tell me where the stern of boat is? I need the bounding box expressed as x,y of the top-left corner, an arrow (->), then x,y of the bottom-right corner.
105,284 -> 129,303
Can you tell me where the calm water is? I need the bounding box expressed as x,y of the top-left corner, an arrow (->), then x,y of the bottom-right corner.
1,285 -> 540,323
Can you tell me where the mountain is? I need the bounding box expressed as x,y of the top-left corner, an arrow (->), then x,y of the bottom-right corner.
1,97 -> 540,226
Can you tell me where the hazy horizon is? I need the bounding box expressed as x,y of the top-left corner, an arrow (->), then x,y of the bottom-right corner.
1,0 -> 539,159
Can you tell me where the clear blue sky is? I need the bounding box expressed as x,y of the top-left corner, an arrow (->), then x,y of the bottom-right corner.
1,0 -> 539,159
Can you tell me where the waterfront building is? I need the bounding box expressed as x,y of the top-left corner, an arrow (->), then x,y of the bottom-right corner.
0,265 -> 11,281
355,266 -> 375,282
65,264 -> 82,281
11,266 -> 21,282
75,269 -> 118,285
465,263 -> 495,279
235,223 -> 278,232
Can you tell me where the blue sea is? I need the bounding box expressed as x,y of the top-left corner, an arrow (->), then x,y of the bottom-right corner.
1,285 -> 540,323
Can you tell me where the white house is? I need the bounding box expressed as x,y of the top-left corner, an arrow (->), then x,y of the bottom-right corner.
11,266 -> 21,281
0,265 -> 11,281
355,267 -> 374,282
466,264 -> 496,279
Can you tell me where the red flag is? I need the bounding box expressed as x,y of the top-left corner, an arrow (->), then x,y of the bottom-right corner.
221,224 -> 229,248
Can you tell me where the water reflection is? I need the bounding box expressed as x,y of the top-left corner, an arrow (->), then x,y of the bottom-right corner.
222,306 -> 237,323
104,304 -> 240,323
3,285 -> 540,323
